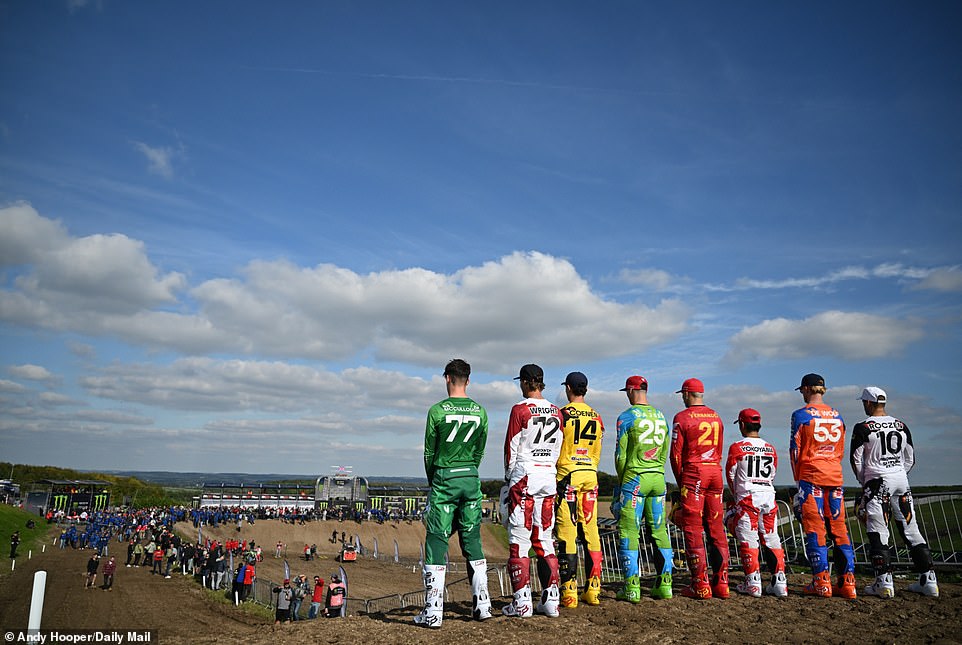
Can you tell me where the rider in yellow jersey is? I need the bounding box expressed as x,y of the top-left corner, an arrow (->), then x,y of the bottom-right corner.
555,372 -> 605,608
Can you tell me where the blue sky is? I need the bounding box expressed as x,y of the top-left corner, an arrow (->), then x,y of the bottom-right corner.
1,2 -> 960,485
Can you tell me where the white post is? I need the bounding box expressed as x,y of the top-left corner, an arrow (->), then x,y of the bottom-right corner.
42,544 -> 46,553
234,591 -> 239,605
28,570 -> 47,635
10,560 -> 14,572
28,550 -> 32,559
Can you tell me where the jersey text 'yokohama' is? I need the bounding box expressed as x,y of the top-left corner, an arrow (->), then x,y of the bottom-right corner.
726,437 -> 778,501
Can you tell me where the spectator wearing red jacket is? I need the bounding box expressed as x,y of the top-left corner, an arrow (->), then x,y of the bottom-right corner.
309,576 -> 325,618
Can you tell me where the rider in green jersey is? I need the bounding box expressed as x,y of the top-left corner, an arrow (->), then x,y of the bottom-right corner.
613,375 -> 674,602
414,358 -> 492,628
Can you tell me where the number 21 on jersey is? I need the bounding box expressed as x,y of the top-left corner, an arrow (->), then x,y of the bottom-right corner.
697,421 -> 721,447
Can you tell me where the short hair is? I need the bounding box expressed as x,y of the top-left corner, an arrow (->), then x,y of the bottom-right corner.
443,359 -> 471,382
741,422 -> 762,433
809,385 -> 826,395
566,383 -> 588,397
522,377 -> 546,391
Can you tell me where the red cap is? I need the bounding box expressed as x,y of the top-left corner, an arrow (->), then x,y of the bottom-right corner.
283,579 -> 290,584
736,408 -> 761,424
676,378 -> 704,394
620,375 -> 648,391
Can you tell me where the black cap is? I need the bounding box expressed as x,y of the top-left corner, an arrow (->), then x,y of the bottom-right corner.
562,371 -> 588,388
514,364 -> 544,382
795,373 -> 825,390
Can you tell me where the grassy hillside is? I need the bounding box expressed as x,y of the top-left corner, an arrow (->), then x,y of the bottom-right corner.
0,504 -> 54,573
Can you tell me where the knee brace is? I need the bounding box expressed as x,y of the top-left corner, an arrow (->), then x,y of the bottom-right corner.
558,552 -> 579,583
867,532 -> 890,575
537,553 -> 560,587
909,543 -> 933,574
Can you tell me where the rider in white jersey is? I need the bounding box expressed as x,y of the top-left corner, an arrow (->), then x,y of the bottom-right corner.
851,387 -> 938,598
502,364 -> 564,618
724,408 -> 787,597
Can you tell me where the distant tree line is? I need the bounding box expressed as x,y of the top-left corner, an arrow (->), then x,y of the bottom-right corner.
1,462 -> 190,508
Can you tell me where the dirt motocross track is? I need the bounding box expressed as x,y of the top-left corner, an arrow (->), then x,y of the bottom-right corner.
1,520 -> 960,645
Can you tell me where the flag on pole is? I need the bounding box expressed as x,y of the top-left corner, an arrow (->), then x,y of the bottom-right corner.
338,565 -> 349,617
283,558 -> 291,581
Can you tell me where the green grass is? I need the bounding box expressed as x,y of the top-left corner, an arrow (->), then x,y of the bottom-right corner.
484,522 -> 509,551
846,497 -> 962,553
200,584 -> 273,621
0,504 -> 55,574
914,498 -> 962,553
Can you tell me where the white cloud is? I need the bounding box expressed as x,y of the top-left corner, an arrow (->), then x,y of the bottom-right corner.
38,392 -> 77,406
0,203 -> 68,265
913,267 -> 962,293
8,364 -> 59,383
131,141 -> 181,179
724,311 -> 924,365
66,0 -> 90,13
0,379 -> 28,393
617,267 -> 678,291
0,209 -> 692,371
68,341 -> 96,359
708,263 -> 946,292
0,204 -> 187,327
191,251 -> 690,371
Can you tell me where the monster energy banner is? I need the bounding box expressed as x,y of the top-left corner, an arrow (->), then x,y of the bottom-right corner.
371,497 -> 382,510
38,481 -> 112,514
405,497 -> 417,513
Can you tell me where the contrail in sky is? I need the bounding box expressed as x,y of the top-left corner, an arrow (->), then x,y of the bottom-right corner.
241,65 -> 672,96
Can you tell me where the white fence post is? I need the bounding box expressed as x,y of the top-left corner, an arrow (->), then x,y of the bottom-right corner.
28,570 -> 47,635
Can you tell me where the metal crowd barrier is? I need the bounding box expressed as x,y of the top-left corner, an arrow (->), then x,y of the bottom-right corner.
585,491 -> 962,583
324,491 -> 962,614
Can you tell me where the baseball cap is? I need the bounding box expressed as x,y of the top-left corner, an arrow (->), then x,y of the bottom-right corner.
562,371 -> 588,388
795,373 -> 825,390
283,578 -> 290,584
735,408 -> 762,424
620,375 -> 648,391
676,378 -> 704,394
859,386 -> 887,403
514,364 -> 544,382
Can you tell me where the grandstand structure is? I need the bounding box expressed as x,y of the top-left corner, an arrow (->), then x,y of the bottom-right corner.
195,482 -> 315,510
367,484 -> 429,515
26,479 -> 112,515
194,467 -> 429,514
315,471 -> 369,510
